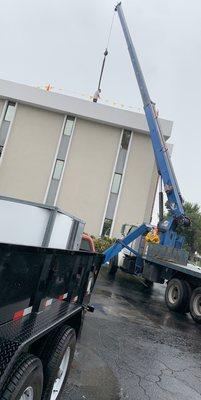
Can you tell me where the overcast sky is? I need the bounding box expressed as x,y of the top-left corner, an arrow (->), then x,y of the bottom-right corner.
0,0 -> 200,208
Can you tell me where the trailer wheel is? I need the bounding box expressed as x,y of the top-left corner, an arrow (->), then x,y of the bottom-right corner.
2,353 -> 43,400
41,326 -> 76,400
165,278 -> 191,313
190,287 -> 201,324
108,255 -> 118,276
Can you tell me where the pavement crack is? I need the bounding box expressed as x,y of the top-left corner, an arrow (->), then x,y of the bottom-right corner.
155,363 -> 201,398
119,359 -> 151,400
136,374 -> 151,400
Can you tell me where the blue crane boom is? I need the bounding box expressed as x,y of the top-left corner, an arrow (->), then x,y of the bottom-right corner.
104,2 -> 190,263
115,2 -> 186,224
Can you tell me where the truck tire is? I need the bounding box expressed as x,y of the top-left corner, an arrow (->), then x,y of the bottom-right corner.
41,326 -> 76,400
2,353 -> 43,400
189,287 -> 201,324
165,278 -> 191,313
108,255 -> 118,276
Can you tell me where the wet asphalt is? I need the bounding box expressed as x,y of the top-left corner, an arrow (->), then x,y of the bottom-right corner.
62,268 -> 201,400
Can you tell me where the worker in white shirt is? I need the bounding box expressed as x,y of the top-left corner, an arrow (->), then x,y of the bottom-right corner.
93,88 -> 101,103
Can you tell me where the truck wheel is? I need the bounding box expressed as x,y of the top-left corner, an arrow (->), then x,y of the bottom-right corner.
41,326 -> 76,400
165,278 -> 191,313
2,353 -> 43,400
108,255 -> 118,276
190,287 -> 201,324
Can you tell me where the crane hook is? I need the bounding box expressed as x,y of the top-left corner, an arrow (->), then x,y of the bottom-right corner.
93,10 -> 116,103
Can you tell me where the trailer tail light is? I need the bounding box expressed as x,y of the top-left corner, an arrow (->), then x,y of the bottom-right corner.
13,306 -> 33,321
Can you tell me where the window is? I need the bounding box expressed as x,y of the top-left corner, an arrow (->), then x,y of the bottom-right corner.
121,130 -> 131,150
111,173 -> 122,194
53,159 -> 64,180
80,238 -> 91,252
4,102 -> 16,122
102,218 -> 113,237
0,146 -> 3,157
63,116 -> 75,136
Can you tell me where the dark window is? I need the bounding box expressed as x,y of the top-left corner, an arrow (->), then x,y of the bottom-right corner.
102,218 -> 113,237
0,146 -> 3,157
121,130 -> 131,150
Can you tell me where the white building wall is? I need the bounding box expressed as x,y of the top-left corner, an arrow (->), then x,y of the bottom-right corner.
0,80 -> 173,237
0,100 -> 5,116
0,104 -> 64,202
57,118 -> 121,235
113,132 -> 158,237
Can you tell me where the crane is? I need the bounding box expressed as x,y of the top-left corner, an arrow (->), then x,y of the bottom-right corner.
104,2 -> 190,264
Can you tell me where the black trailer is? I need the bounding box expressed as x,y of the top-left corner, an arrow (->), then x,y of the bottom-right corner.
0,242 -> 103,400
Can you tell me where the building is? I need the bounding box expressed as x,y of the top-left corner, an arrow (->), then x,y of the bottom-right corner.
0,79 -> 172,237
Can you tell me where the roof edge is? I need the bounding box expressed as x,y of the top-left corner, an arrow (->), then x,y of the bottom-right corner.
0,79 -> 173,138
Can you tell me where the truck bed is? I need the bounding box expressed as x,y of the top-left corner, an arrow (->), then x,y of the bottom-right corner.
144,254 -> 201,280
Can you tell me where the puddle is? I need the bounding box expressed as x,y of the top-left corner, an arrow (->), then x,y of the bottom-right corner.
63,343 -> 121,400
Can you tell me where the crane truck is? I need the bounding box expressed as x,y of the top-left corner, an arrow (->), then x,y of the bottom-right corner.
103,3 -> 201,325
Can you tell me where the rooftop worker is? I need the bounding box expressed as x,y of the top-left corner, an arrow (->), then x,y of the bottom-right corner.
145,227 -> 160,244
93,88 -> 101,103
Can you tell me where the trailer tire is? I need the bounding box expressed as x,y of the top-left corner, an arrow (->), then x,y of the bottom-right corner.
41,326 -> 76,400
190,287 -> 201,324
165,278 -> 191,313
2,353 -> 43,400
108,255 -> 118,276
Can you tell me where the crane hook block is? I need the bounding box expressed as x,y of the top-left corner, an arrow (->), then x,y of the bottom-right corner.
115,2 -> 121,11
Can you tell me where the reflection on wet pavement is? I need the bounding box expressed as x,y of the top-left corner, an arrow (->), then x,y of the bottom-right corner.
62,268 -> 201,400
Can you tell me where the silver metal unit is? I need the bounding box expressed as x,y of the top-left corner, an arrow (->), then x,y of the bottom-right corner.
0,196 -> 85,250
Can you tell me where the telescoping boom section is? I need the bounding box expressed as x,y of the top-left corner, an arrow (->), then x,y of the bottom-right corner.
104,3 -> 190,263
104,224 -> 152,263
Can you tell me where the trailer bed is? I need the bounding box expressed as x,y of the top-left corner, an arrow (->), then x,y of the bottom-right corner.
0,301 -> 80,387
0,241 -> 103,395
